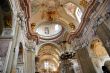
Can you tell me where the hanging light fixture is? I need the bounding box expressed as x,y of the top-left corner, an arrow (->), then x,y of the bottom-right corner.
59,41 -> 76,61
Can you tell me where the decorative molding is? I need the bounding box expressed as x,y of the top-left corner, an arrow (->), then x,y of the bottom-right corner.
25,40 -> 36,51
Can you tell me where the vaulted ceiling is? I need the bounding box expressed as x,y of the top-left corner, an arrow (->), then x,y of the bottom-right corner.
19,0 -> 98,72
28,0 -> 93,42
37,44 -> 60,72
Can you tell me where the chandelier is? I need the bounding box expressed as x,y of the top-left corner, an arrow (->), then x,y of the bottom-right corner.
59,37 -> 89,61
59,41 -> 76,61
60,51 -> 75,60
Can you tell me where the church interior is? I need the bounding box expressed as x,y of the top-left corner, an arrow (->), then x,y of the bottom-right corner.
0,0 -> 110,73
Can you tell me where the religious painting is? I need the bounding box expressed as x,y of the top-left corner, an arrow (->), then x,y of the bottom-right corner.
64,2 -> 77,19
44,27 -> 49,34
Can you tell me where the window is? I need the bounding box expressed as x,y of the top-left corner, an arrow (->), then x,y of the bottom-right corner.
45,27 -> 49,34
75,7 -> 83,23
55,24 -> 59,31
36,22 -> 62,39
44,61 -> 49,69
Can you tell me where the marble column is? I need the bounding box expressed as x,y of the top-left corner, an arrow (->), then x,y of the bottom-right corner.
25,40 -> 36,73
59,60 -> 74,73
77,48 -> 96,73
96,23 -> 110,56
26,49 -> 35,73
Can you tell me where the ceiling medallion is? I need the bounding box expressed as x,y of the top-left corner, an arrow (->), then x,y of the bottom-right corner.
80,0 -> 89,8
31,23 -> 36,32
40,6 -> 58,21
69,23 -> 76,30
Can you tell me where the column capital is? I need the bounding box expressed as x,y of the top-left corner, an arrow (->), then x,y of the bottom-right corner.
25,40 -> 36,51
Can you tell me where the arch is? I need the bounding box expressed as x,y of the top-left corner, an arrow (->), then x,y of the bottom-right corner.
36,42 -> 61,62
36,42 -> 62,56
36,42 -> 61,72
19,42 -> 23,50
33,18 -> 73,33
17,42 -> 24,63
39,55 -> 59,66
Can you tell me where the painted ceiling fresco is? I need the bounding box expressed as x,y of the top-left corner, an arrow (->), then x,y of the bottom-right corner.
64,2 -> 77,19
30,0 -> 92,41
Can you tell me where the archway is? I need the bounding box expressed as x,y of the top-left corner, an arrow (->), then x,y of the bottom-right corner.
36,43 -> 60,73
17,42 -> 23,63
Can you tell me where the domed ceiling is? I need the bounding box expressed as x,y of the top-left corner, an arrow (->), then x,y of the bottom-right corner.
35,22 -> 63,39
29,0 -> 93,41
26,0 -> 97,72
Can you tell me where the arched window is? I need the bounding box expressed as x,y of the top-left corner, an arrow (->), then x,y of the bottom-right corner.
75,7 -> 83,23
17,42 -> 23,63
